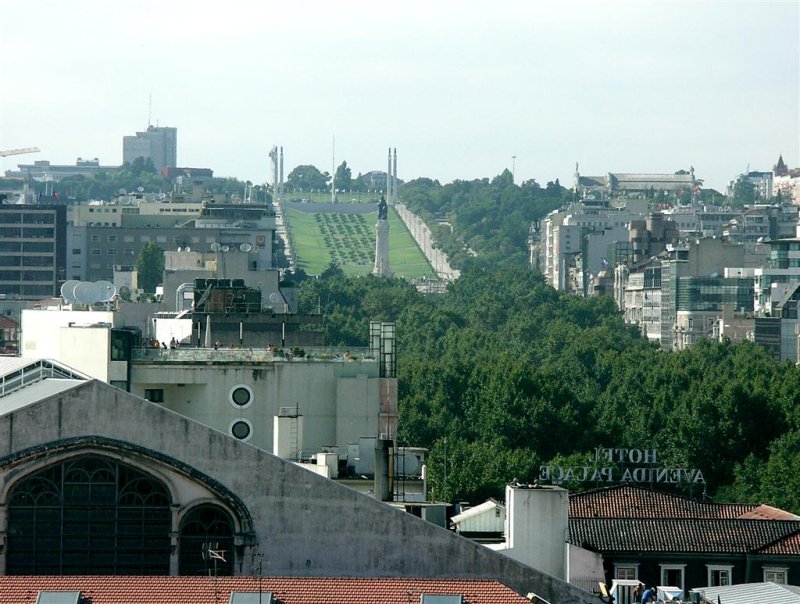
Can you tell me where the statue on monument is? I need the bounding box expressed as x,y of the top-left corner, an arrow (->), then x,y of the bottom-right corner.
377,194 -> 388,220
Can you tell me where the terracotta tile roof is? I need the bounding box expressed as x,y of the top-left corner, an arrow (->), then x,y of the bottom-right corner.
569,485 -> 757,519
0,315 -> 18,329
569,518 -> 800,554
0,576 -> 531,604
738,504 -> 800,520
756,530 -> 800,555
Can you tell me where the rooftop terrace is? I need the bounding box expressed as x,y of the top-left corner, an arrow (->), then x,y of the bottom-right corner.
131,346 -> 373,363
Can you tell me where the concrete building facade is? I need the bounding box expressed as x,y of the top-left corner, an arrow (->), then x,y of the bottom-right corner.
0,377 -> 594,603
0,202 -> 67,300
122,126 -> 177,171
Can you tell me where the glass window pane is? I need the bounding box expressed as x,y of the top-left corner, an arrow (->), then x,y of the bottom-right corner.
6,456 -> 172,575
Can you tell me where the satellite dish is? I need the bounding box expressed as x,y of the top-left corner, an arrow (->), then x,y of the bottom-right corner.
221,245 -> 230,252
119,188 -> 127,195
119,285 -> 131,298
74,281 -> 101,305
94,280 -> 116,302
210,243 -> 220,252
185,246 -> 191,252
137,186 -> 144,193
268,292 -> 280,304
239,243 -> 252,252
61,280 -> 81,303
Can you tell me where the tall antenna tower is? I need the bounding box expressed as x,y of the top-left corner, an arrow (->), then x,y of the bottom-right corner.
148,93 -> 152,128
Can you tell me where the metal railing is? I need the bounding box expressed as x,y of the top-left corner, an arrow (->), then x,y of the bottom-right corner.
131,346 -> 373,363
0,359 -> 87,398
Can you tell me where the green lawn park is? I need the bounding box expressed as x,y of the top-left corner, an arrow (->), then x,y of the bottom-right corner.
282,202 -> 436,278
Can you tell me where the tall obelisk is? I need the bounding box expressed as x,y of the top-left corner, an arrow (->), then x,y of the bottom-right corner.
373,194 -> 392,277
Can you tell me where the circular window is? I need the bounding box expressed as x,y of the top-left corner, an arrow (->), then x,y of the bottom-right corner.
228,385 -> 254,409
230,419 -> 253,441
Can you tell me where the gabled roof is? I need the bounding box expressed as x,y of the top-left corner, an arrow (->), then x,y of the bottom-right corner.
740,504 -> 800,521
568,485 -> 800,555
0,576 -> 531,604
0,379 -> 596,604
693,581 -> 800,604
569,485 -> 758,519
569,518 -> 800,554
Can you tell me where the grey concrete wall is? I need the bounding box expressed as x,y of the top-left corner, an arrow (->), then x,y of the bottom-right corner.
0,381 -> 594,604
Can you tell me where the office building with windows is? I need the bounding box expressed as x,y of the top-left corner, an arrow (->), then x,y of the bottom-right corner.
0,202 -> 67,300
122,125 -> 177,171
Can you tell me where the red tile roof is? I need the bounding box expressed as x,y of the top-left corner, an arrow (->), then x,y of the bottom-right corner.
0,316 -> 18,329
757,530 -> 800,555
569,485 -> 757,519
738,504 -> 800,520
0,576 -> 531,604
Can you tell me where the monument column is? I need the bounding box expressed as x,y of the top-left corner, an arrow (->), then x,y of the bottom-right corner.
373,195 -> 392,277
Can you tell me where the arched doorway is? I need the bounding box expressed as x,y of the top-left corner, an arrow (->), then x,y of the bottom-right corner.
6,456 -> 172,574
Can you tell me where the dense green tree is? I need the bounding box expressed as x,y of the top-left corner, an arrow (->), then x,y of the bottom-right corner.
285,164 -> 329,192
398,172 -> 568,270
731,175 -> 756,205
128,156 -> 157,176
135,242 -> 165,293
298,265 -> 800,512
334,161 -> 352,192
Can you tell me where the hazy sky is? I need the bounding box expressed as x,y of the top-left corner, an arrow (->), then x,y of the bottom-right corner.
1,1 -> 798,191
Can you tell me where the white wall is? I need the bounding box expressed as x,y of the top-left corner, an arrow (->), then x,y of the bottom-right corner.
494,485 -> 569,580
130,361 -> 384,457
58,327 -> 111,382
21,309 -> 116,381
567,544 -> 605,590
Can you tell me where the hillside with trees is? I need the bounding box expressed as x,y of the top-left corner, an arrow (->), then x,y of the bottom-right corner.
298,234 -> 800,515
27,159 -> 259,202
399,171 -> 570,269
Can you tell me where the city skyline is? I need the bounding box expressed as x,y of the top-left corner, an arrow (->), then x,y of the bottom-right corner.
0,0 -> 798,192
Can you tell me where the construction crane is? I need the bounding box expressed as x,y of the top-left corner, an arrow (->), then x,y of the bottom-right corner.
0,147 -> 40,158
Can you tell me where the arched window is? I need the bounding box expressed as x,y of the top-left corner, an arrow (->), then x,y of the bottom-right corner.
179,505 -> 235,575
6,456 -> 171,575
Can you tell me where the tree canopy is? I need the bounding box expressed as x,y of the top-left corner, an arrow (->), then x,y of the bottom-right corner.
298,267 -> 800,512
334,161 -> 353,192
135,241 -> 165,293
285,164 -> 330,192
398,172 -> 570,270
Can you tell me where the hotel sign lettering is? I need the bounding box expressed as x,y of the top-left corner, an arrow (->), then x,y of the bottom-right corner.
539,447 -> 706,485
